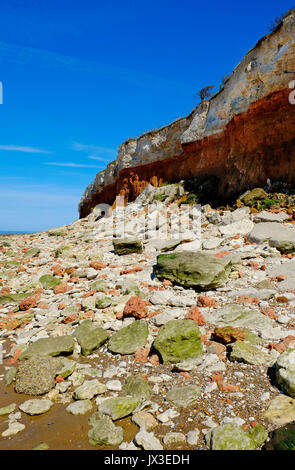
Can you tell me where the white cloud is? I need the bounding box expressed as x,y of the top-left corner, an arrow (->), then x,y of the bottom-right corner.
72,142 -> 117,156
88,155 -> 109,162
44,162 -> 98,168
0,145 -> 52,154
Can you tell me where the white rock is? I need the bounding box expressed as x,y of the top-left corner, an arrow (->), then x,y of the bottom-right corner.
2,422 -> 25,437
119,441 -> 139,450
204,382 -> 218,394
66,399 -> 92,415
135,430 -> 163,450
260,392 -> 270,401
19,399 -> 53,415
73,379 -> 107,400
106,380 -> 122,391
187,429 -> 200,445
222,416 -> 245,426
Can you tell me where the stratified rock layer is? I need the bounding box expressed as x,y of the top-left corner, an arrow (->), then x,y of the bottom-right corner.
79,11 -> 295,217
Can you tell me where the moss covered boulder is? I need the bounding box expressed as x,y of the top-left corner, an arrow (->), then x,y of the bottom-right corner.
108,320 -> 148,355
113,238 -> 143,256
229,340 -> 272,366
23,248 -> 40,259
39,275 -> 61,290
74,320 -> 109,356
265,424 -> 295,450
91,280 -> 108,292
166,385 -> 200,408
206,423 -> 268,450
155,252 -> 232,289
153,319 -> 202,364
122,376 -> 152,403
99,396 -> 139,420
240,188 -> 268,206
276,348 -> 295,398
0,292 -> 35,305
54,245 -> 72,258
88,415 -> 123,446
19,335 -> 75,360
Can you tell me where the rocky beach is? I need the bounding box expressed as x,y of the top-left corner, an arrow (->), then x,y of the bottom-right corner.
1,5 -> 295,453
2,183 -> 295,450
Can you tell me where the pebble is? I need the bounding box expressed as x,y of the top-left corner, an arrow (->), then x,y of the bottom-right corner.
2,422 -> 26,437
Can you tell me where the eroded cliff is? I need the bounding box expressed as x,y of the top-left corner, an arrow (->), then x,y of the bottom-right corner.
79,11 -> 295,218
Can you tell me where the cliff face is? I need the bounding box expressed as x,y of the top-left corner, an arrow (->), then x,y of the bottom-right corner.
79,12 -> 295,218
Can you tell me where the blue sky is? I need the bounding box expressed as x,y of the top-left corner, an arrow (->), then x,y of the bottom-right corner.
0,0 -> 293,232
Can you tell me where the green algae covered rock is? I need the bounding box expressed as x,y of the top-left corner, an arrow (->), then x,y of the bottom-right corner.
153,319 -> 202,364
32,442 -> 50,450
56,358 -> 77,378
19,335 -> 75,360
113,238 -> 143,256
155,252 -> 232,289
240,188 -> 268,206
229,340 -> 272,366
166,385 -> 200,408
265,424 -> 295,450
276,348 -> 295,398
95,297 -> 112,309
0,403 -> 16,416
122,376 -> 152,403
88,415 -> 123,446
210,304 -> 272,331
99,396 -> 139,420
5,366 -> 17,385
39,274 -> 61,290
74,320 -> 109,356
23,248 -> 40,259
0,292 -> 35,305
5,260 -> 20,269
108,320 -> 148,355
206,423 -> 268,450
54,245 -> 72,258
91,280 -> 108,292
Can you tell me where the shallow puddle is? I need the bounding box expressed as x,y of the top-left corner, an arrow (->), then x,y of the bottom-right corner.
0,357 -> 139,450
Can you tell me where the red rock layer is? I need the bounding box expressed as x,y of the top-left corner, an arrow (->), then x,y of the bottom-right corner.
79,88 -> 295,217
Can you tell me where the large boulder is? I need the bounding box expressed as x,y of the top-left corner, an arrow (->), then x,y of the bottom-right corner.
122,376 -> 152,403
229,340 -> 272,366
264,395 -> 295,426
108,320 -> 148,355
19,335 -> 75,360
248,223 -> 295,254
265,424 -> 295,450
113,239 -> 143,255
153,319 -> 202,364
99,396 -> 139,420
74,320 -> 109,356
73,379 -> 107,400
155,252 -> 233,289
88,415 -> 123,446
276,348 -> 295,398
206,423 -> 268,450
166,385 -> 200,408
39,274 -> 62,290
15,355 -> 62,395
240,188 -> 268,205
19,399 -> 53,416
207,304 -> 272,332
